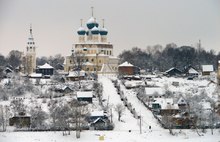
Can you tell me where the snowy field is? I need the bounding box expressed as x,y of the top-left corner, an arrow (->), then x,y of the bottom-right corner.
0,130 -> 220,142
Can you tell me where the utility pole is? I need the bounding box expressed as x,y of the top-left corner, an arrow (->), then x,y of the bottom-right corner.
110,108 -> 113,123
139,114 -> 142,134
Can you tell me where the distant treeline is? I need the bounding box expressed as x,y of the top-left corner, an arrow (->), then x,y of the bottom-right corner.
0,50 -> 64,70
119,43 -> 220,72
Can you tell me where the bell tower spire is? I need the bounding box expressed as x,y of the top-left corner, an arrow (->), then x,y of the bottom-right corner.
91,6 -> 94,17
25,24 -> 36,75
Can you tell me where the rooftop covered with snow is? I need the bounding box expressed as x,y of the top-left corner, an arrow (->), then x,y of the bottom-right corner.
119,61 -> 134,67
38,63 -> 54,69
202,65 -> 214,72
77,91 -> 93,98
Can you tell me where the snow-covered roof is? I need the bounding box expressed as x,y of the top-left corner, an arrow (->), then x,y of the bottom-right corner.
67,71 -> 85,77
153,98 -> 178,110
202,65 -> 214,72
145,87 -> 164,96
165,67 -> 181,73
90,110 -> 104,117
62,86 -> 72,91
38,63 -> 54,69
4,67 -> 13,72
119,61 -> 134,67
153,98 -> 173,104
177,97 -> 187,105
77,91 -> 93,98
92,117 -> 106,124
188,68 -> 199,74
29,73 -> 42,78
162,103 -> 179,110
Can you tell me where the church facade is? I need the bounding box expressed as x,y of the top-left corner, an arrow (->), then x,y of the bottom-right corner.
64,8 -> 119,75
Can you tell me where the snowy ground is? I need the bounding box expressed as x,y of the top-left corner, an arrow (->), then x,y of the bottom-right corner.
0,130 -> 220,142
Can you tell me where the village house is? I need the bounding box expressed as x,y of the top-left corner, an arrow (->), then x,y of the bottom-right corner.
76,91 -> 93,103
54,85 -> 73,94
36,63 -> 54,76
187,67 -> 199,77
152,98 -> 179,115
87,111 -> 111,130
66,70 -> 85,81
164,67 -> 182,77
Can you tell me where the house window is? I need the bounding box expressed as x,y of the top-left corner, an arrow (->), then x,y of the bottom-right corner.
91,59 -> 94,62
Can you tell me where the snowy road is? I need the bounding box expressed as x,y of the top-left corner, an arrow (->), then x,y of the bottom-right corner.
99,77 -> 140,131
119,81 -> 163,131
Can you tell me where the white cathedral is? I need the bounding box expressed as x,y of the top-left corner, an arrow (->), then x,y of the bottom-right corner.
64,7 -> 119,75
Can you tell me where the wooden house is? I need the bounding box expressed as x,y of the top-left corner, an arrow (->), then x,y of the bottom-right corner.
90,117 -> 108,130
36,63 -> 54,76
152,98 -> 179,115
164,67 -> 182,77
202,65 -> 214,76
77,91 -> 93,103
66,70 -> 85,81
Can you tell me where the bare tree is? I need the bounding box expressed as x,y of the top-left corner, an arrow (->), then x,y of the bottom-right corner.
115,104 -> 125,121
30,107 -> 48,129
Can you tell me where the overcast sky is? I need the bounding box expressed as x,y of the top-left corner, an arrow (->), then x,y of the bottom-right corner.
0,0 -> 220,57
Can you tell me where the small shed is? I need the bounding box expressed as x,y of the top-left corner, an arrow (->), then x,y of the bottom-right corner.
9,115 -> 31,128
202,65 -> 214,76
77,91 -> 93,103
90,117 -> 108,130
165,67 -> 182,76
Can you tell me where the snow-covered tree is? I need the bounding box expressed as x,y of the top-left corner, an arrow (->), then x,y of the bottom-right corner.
30,107 -> 48,129
115,104 -> 125,121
